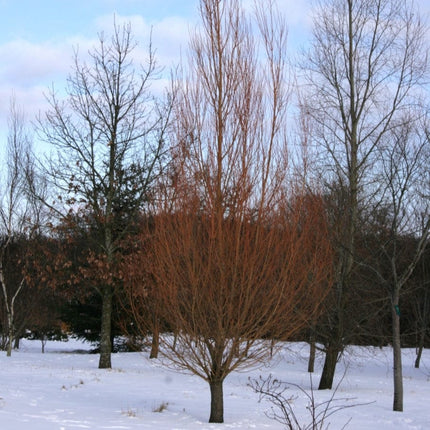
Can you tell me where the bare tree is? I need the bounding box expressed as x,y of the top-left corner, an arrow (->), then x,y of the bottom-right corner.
301,0 -> 429,390
36,22 -> 172,368
362,115 -> 430,411
0,97 -> 37,356
123,0 -> 333,423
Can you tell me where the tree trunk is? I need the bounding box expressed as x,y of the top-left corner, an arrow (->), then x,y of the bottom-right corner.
6,340 -> 12,357
318,345 -> 339,390
269,338 -> 276,358
209,379 -> 224,423
41,335 -> 47,354
98,285 -> 113,369
414,343 -> 423,369
415,281 -> 429,369
149,318 -> 159,359
392,294 -> 403,412
308,339 -> 316,373
173,331 -> 178,351
6,313 -> 13,357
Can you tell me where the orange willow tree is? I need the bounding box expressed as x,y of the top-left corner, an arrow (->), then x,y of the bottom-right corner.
124,0 -> 333,423
124,197 -> 332,423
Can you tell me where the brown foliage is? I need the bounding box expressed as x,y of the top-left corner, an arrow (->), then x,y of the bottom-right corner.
122,186 -> 333,424
153,191 -> 331,357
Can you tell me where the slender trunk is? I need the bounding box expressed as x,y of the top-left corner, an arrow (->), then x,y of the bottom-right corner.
270,338 -> 275,358
2,275 -> 24,357
318,345 -> 339,390
308,338 -> 316,373
173,331 -> 178,351
392,292 -> 403,412
209,379 -> 224,423
98,285 -> 113,369
0,331 -> 5,350
150,318 -> 159,359
415,281 -> 429,369
414,295 -> 427,368
13,336 -> 19,350
233,341 -> 240,358
100,125 -> 116,370
1,269 -> 13,357
415,336 -> 425,369
6,313 -> 13,357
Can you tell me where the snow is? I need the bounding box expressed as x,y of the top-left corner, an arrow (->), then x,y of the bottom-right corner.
0,339 -> 429,429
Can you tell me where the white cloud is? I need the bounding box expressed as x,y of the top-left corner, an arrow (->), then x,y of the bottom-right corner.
0,11 -> 190,132
240,0 -> 312,29
0,39 -> 70,87
0,33 -> 100,133
0,38 -> 75,136
151,16 -> 194,67
0,1 -> 311,114
0,84 -> 51,128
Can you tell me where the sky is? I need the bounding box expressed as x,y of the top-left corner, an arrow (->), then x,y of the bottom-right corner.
0,0 -> 312,145
0,0 -> 429,157
0,1 -> 199,131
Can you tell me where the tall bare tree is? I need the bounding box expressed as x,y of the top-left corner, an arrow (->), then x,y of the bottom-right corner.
123,0 -> 333,423
36,22 -> 172,368
363,115 -> 430,411
0,97 -> 38,356
301,0 -> 429,390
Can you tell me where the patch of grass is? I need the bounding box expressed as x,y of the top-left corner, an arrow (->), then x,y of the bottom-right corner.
122,408 -> 138,417
61,379 -> 84,390
152,401 -> 168,413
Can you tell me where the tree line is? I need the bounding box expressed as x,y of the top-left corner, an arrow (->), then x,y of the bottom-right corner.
1,0 -> 429,424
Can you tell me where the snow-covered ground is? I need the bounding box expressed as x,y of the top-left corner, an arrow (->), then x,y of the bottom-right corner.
0,338 -> 429,429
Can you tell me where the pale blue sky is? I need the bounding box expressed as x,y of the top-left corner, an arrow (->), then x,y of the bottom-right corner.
0,1 -> 200,120
0,1 -> 199,42
0,0 -> 428,156
0,0 -> 311,123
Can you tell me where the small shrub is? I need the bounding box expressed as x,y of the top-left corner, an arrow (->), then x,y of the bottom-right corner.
249,373 -> 369,430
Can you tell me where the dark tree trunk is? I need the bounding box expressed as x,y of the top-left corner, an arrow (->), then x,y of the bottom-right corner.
98,285 -> 113,369
308,339 -> 316,373
318,345 -> 339,390
173,331 -> 178,351
415,281 -> 429,369
415,325 -> 425,368
392,295 -> 403,412
150,318 -> 159,359
415,343 -> 423,369
6,314 -> 13,357
209,379 -> 224,423
269,338 -> 276,358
